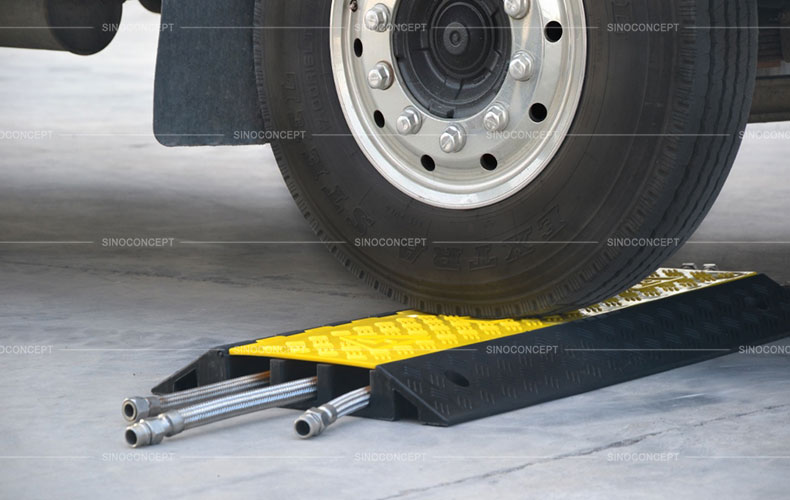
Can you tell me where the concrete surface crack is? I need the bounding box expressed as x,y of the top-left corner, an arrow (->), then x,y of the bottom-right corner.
376,403 -> 790,500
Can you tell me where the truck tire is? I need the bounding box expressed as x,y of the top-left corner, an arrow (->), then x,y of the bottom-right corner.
254,0 -> 757,318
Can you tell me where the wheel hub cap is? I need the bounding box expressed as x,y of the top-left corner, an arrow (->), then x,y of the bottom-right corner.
393,0 -> 512,119
330,0 -> 587,209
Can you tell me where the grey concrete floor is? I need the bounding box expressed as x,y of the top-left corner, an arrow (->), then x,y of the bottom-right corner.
1,4 -> 789,499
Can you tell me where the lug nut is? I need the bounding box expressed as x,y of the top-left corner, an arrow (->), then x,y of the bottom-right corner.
504,0 -> 529,19
483,103 -> 510,133
440,124 -> 467,153
368,61 -> 394,90
396,107 -> 423,135
509,51 -> 535,81
365,4 -> 391,32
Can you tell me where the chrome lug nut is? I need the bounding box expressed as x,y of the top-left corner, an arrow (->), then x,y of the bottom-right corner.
440,124 -> 467,153
509,51 -> 535,81
504,0 -> 529,19
365,4 -> 391,32
368,62 -> 394,90
483,103 -> 510,132
396,107 -> 423,135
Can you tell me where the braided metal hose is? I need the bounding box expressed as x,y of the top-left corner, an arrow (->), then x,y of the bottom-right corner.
125,376 -> 317,447
294,386 -> 371,439
122,371 -> 271,422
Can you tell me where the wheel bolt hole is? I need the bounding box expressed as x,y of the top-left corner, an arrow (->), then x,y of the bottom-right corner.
373,110 -> 386,128
354,38 -> 363,57
480,154 -> 498,171
421,155 -> 436,172
529,103 -> 548,123
545,21 -> 563,42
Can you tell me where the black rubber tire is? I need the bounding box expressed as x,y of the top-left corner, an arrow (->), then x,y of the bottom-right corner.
254,0 -> 758,318
139,0 -> 162,14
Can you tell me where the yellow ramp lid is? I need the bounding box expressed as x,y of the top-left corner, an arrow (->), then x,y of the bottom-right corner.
230,269 -> 753,369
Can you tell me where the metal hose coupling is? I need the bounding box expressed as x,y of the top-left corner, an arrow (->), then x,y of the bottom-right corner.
125,411 -> 186,448
122,371 -> 271,422
125,376 -> 318,448
294,386 -> 371,439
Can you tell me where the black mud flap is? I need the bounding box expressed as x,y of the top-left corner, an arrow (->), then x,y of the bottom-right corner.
153,0 -> 267,147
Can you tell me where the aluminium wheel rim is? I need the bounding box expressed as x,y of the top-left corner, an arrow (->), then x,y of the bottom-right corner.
330,0 -> 587,210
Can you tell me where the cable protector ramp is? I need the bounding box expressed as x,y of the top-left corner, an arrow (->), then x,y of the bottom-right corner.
153,269 -> 790,426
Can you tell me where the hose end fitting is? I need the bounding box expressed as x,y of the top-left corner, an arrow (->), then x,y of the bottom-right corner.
122,397 -> 157,422
125,421 -> 154,448
294,405 -> 337,439
124,412 -> 185,448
